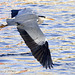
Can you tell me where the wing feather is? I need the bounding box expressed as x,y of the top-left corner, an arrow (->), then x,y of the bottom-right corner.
7,8 -> 53,69
17,27 -> 53,69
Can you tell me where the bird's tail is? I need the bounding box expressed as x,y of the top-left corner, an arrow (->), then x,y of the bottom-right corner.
6,19 -> 16,26
6,10 -> 20,25
32,41 -> 53,69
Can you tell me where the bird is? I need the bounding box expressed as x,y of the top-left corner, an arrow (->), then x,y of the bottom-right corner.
6,8 -> 54,69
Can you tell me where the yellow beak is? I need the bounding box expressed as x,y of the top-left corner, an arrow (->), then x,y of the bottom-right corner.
44,17 -> 55,20
39,16 -> 55,21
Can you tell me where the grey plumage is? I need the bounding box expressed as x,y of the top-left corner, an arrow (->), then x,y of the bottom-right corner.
6,8 -> 53,69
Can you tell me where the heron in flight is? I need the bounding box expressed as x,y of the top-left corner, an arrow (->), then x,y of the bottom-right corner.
6,8 -> 54,69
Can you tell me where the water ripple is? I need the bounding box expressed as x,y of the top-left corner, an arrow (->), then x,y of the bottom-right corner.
0,0 -> 75,75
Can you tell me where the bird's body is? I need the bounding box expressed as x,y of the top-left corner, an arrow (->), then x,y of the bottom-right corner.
6,8 -> 53,69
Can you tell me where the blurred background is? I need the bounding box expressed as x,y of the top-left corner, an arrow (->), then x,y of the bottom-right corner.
0,0 -> 75,75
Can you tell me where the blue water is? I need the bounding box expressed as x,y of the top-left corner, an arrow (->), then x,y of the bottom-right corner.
0,0 -> 75,75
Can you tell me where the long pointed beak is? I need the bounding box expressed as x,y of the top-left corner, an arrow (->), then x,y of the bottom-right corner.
38,16 -> 55,21
44,17 -> 55,20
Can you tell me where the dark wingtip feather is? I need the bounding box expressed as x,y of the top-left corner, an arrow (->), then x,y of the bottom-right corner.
11,10 -> 20,18
17,28 -> 53,69
32,41 -> 53,69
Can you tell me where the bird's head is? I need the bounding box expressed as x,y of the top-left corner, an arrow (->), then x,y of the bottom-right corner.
37,16 -> 54,24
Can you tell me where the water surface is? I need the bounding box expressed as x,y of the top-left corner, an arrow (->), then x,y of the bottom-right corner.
0,0 -> 75,75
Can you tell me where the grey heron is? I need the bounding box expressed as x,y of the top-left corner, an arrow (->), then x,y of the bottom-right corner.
6,8 -> 54,69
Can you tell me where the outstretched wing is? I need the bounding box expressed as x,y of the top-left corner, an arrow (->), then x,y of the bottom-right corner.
16,19 -> 53,69
9,8 -> 53,69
